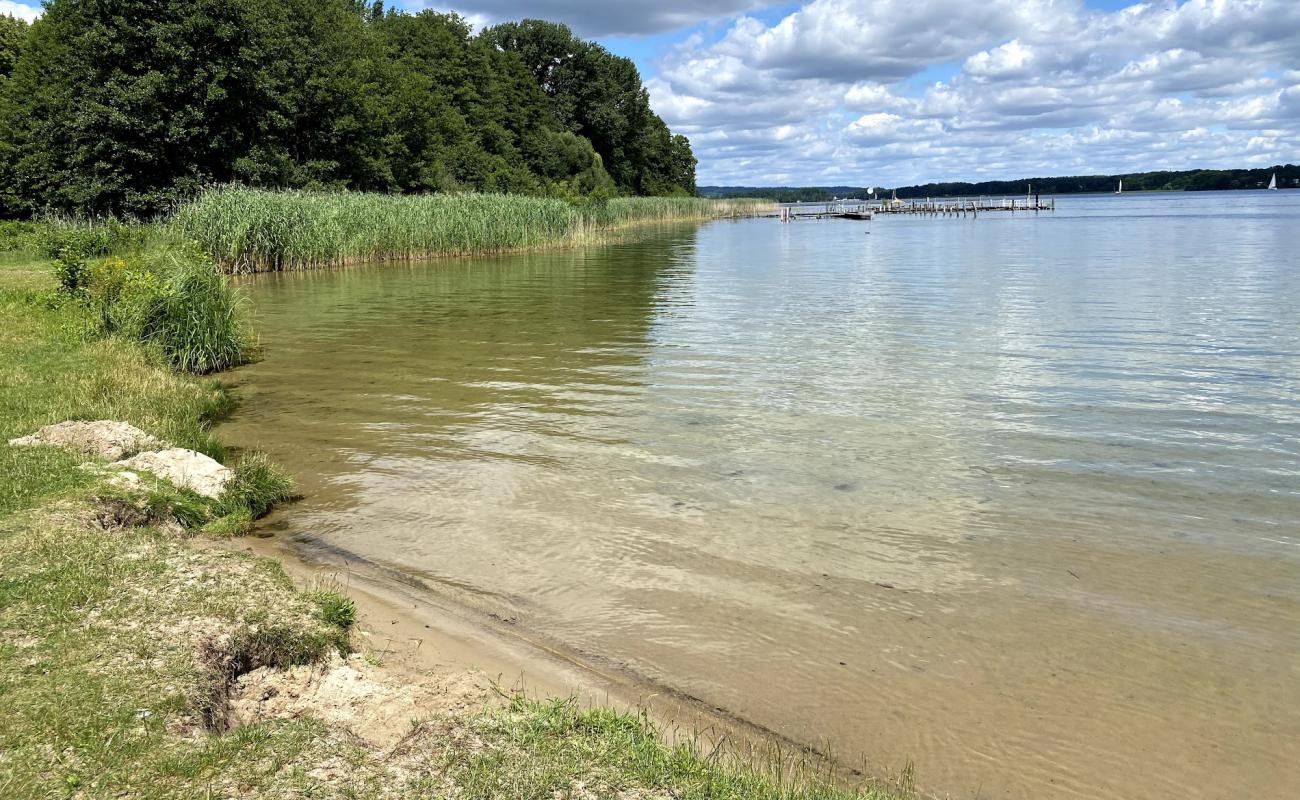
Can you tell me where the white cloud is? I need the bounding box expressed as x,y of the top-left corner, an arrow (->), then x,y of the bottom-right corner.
0,1 -> 41,22
407,0 -> 770,36
644,0 -> 1300,185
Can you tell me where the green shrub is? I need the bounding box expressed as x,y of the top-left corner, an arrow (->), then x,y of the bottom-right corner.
35,219 -> 146,260
0,221 -> 39,252
53,251 -> 92,294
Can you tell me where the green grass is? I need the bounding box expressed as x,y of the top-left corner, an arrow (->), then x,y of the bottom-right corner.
437,696 -> 905,800
0,507 -> 350,798
171,187 -> 774,273
0,259 -> 351,797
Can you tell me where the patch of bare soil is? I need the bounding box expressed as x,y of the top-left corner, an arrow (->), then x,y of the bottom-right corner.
228,652 -> 493,750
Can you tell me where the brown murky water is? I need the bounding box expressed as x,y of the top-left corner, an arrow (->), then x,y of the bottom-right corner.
219,192 -> 1300,799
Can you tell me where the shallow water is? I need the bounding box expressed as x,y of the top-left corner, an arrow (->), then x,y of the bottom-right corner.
219,191 -> 1300,799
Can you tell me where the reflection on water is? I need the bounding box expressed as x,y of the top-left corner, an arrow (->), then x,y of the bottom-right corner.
220,192 -> 1300,800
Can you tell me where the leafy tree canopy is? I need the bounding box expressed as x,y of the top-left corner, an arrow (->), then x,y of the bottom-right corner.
0,1 -> 694,217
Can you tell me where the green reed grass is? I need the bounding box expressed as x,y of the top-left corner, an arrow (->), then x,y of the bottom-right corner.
171,187 -> 773,273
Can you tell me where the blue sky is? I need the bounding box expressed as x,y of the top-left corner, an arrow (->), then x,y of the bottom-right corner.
6,0 -> 1296,186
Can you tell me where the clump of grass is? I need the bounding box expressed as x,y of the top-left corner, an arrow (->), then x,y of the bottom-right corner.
217,453 -> 294,520
306,589 -> 358,631
137,250 -> 249,374
91,452 -> 293,539
111,474 -> 212,529
170,186 -> 774,273
201,507 -> 255,538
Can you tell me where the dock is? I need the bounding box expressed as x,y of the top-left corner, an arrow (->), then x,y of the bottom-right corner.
768,196 -> 1056,222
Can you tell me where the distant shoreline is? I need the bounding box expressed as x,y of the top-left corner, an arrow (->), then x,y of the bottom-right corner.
701,164 -> 1297,202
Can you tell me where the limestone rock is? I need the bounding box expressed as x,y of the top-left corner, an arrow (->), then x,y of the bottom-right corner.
8,420 -> 163,461
113,448 -> 233,499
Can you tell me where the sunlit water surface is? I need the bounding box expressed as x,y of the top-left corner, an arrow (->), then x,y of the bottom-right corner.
220,191 -> 1300,799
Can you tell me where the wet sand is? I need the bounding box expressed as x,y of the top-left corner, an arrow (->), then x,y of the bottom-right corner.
221,519 -> 894,789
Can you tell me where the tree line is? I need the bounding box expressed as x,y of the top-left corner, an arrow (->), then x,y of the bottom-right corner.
701,165 -> 1299,201
0,2 -> 696,218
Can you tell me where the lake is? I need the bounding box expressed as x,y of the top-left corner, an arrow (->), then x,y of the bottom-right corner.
218,191 -> 1300,799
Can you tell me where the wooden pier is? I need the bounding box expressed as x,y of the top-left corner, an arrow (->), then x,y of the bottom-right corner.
769,196 -> 1056,222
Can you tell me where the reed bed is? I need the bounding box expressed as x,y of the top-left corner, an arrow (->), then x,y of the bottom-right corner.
170,188 -> 773,273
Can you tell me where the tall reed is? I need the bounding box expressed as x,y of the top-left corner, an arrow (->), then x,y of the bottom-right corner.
170,188 -> 773,273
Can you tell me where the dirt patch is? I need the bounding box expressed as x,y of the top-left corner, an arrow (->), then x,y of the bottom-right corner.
85,497 -> 152,531
228,651 -> 492,749
83,494 -> 186,536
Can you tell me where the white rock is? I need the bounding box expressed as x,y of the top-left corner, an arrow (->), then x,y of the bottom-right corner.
107,470 -> 142,490
113,448 -> 233,499
8,420 -> 163,461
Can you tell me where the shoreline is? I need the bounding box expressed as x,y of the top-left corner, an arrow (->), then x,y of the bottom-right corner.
222,511 -> 891,791
0,243 -> 907,800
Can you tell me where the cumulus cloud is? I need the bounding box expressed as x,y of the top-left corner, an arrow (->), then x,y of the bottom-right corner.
644,0 -> 1300,185
0,1 -> 41,22
714,0 -> 1067,81
407,0 -> 770,36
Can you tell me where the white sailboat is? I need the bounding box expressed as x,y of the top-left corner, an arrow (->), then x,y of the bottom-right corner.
1115,179 -> 1123,194
1268,173 -> 1278,190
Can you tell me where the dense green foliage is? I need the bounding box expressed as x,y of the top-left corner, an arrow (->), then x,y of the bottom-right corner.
702,165 -> 1300,200
0,2 -> 694,218
482,20 -> 697,196
0,13 -> 25,80
172,187 -> 770,272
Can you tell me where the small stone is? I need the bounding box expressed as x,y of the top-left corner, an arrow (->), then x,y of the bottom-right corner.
8,420 -> 163,461
113,448 -> 232,499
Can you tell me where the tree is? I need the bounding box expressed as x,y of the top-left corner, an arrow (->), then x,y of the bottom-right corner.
0,14 -> 26,79
1,0 -> 305,215
481,19 -> 696,196
0,1 -> 696,216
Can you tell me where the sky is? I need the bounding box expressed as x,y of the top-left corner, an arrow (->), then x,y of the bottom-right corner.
5,0 -> 1297,187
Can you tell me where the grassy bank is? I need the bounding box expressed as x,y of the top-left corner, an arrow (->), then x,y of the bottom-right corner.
171,187 -> 773,273
0,248 -> 905,798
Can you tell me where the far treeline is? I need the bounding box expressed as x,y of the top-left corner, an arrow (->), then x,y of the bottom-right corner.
702,165 -> 1300,202
0,1 -> 696,218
